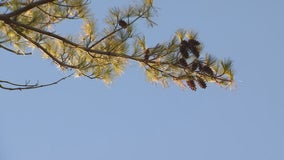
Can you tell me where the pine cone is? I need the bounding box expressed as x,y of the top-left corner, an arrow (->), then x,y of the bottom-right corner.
180,40 -> 189,59
181,40 -> 188,46
144,49 -> 150,62
190,61 -> 199,71
180,50 -> 189,59
179,58 -> 188,67
188,39 -> 200,46
180,46 -> 189,59
118,20 -> 128,28
197,77 -> 207,89
186,80 -> 196,91
202,65 -> 214,76
189,46 -> 199,58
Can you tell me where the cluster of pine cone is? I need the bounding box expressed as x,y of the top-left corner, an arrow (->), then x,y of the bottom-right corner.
180,39 -> 200,59
178,39 -> 215,91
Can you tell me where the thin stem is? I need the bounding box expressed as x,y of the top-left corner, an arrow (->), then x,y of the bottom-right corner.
0,73 -> 73,91
0,44 -> 31,55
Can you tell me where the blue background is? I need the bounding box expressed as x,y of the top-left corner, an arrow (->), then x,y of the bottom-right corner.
1,0 -> 283,160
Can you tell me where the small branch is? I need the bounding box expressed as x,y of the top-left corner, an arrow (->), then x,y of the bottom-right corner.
0,73 -> 73,91
7,18 -> 83,48
36,6 -> 81,20
0,44 -> 32,55
195,71 -> 233,83
89,6 -> 152,49
88,27 -> 121,49
51,0 -> 90,8
145,63 -> 178,79
11,25 -> 79,69
5,0 -> 55,18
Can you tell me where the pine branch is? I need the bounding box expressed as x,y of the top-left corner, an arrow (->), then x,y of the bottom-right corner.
0,0 -> 234,91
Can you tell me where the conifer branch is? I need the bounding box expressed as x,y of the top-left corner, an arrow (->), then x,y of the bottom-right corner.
0,0 -> 234,91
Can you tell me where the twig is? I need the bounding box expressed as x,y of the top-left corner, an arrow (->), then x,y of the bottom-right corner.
0,73 -> 73,91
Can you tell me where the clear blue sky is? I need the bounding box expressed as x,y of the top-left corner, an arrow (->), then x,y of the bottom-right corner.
1,0 -> 283,160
